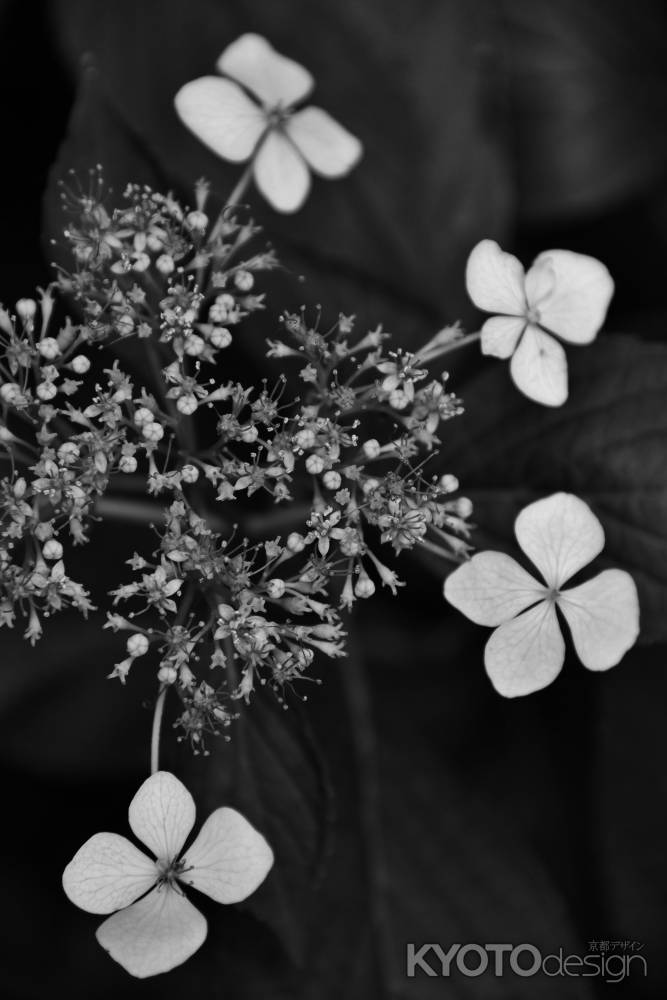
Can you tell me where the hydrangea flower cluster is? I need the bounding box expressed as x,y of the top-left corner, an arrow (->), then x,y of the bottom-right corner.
0,175 -> 472,752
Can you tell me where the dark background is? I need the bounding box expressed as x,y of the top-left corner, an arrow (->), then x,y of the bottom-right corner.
1,1 -> 667,997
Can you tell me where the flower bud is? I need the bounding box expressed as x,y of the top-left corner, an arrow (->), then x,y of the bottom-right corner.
130,253 -> 149,274
455,496 -> 473,518
209,326 -> 232,349
323,470 -> 342,490
389,388 -> 409,410
43,539 -> 63,560
186,210 -> 208,232
156,254 -> 175,275
266,578 -> 286,599
119,454 -> 138,473
36,381 -> 57,401
354,572 -> 376,599
142,421 -> 164,442
38,337 -> 60,360
184,334 -> 205,357
440,473 -> 459,493
126,633 -> 149,657
0,382 -> 22,404
362,438 -> 381,459
362,477 -> 380,494
16,298 -> 37,321
177,394 -> 198,415
240,425 -> 258,443
306,454 -> 325,475
58,442 -> 80,464
133,406 -> 154,426
287,531 -> 306,553
157,664 -> 178,684
295,428 -> 316,449
181,464 -> 199,483
70,354 -> 91,374
234,269 -> 254,291
116,314 -> 135,336
147,233 -> 163,252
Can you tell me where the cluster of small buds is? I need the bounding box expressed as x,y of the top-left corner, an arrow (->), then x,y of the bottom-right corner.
1,176 -> 473,753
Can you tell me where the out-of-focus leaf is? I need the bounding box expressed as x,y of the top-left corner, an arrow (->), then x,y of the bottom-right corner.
180,688 -> 333,966
358,602 -> 600,999
503,0 -> 667,220
439,335 -> 667,643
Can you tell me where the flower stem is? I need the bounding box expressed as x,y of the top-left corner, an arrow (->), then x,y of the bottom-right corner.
150,685 -> 168,774
227,163 -> 255,208
421,330 -> 481,363
209,164 -> 256,243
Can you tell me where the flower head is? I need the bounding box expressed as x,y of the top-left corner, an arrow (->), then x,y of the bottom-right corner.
466,240 -> 614,406
175,34 -> 362,212
444,493 -> 639,696
62,771 -> 273,977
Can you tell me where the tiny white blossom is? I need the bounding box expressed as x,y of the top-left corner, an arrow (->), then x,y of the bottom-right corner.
466,240 -> 614,406
444,493 -> 639,696
62,772 -> 273,978
175,33 -> 363,213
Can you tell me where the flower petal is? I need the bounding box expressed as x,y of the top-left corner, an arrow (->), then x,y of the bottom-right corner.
480,315 -> 526,359
514,493 -> 605,589
465,239 -> 526,316
180,807 -> 274,904
253,130 -> 311,213
217,33 -> 313,108
443,551 -> 546,626
129,771 -> 196,863
485,600 -> 565,697
62,833 -> 157,914
510,324 -> 568,406
285,107 -> 362,177
174,77 -> 266,163
528,249 -> 614,344
96,886 -> 207,979
524,256 -> 556,307
558,569 -> 640,671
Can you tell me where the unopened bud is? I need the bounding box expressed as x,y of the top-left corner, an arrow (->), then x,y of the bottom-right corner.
127,633 -> 149,657
286,532 -> 306,553
70,354 -> 91,374
43,539 -> 63,560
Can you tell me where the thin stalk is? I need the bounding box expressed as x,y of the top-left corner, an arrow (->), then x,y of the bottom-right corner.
150,685 -> 168,774
227,162 -> 255,209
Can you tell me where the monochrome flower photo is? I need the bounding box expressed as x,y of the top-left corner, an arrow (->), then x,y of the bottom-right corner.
1,2 -> 666,997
